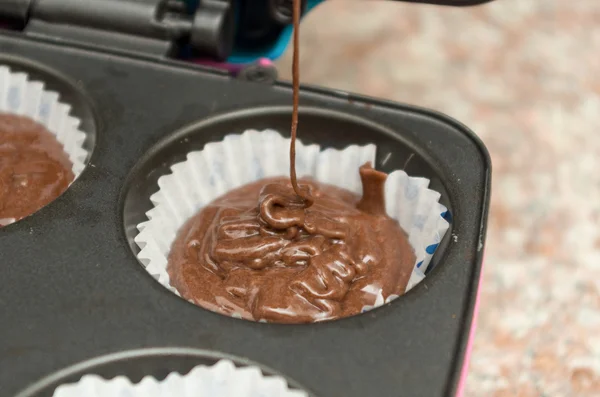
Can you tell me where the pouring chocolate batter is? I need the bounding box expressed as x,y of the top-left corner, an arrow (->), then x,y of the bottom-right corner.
0,114 -> 74,227
167,0 -> 416,323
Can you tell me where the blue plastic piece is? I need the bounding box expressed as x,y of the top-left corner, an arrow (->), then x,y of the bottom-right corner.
228,0 -> 324,64
185,0 -> 199,13
182,0 -> 324,64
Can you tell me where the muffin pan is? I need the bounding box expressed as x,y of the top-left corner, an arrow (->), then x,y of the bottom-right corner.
0,31 -> 490,397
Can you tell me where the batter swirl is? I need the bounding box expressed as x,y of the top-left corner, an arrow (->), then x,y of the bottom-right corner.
167,163 -> 415,323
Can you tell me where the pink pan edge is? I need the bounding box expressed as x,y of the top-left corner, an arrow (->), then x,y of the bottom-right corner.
455,256 -> 484,397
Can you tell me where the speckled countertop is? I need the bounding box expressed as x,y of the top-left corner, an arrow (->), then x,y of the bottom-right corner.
276,1 -> 600,396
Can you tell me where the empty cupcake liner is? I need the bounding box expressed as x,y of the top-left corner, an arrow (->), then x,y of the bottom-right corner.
134,129 -> 450,315
52,359 -> 308,397
0,65 -> 89,176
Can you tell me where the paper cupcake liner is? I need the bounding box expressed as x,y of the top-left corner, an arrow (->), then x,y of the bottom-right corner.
0,65 -> 89,176
134,129 -> 450,314
0,217 -> 16,226
52,359 -> 308,397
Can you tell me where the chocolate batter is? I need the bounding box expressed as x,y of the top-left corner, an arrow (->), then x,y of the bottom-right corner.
0,113 -> 74,226
168,163 -> 416,323
167,0 -> 415,323
288,0 -> 312,205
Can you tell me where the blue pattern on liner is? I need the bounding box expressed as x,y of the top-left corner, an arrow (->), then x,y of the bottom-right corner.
404,180 -> 419,200
7,85 -> 20,111
253,157 -> 264,179
442,210 -> 452,222
39,99 -> 51,123
426,243 -> 439,255
413,214 -> 427,230
209,157 -> 223,188
423,208 -> 450,275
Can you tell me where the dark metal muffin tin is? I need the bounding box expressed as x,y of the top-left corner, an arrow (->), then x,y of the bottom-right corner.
0,31 -> 490,397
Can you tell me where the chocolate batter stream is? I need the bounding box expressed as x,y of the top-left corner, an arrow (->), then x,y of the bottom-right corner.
166,0 -> 416,323
289,0 -> 312,205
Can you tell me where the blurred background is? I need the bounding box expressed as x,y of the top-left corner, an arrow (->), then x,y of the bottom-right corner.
276,1 -> 600,396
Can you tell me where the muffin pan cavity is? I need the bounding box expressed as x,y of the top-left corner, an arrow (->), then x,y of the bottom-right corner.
16,348 -> 314,397
0,55 -> 97,162
0,55 -> 98,227
122,107 -> 453,322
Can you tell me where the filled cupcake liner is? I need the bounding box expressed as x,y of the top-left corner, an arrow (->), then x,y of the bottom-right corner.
0,217 -> 16,226
52,359 -> 308,397
134,129 -> 450,314
0,65 -> 89,176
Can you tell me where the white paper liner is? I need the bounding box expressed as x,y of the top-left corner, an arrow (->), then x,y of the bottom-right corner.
52,359 -> 308,397
0,65 -> 89,176
134,129 -> 450,316
0,217 -> 16,226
